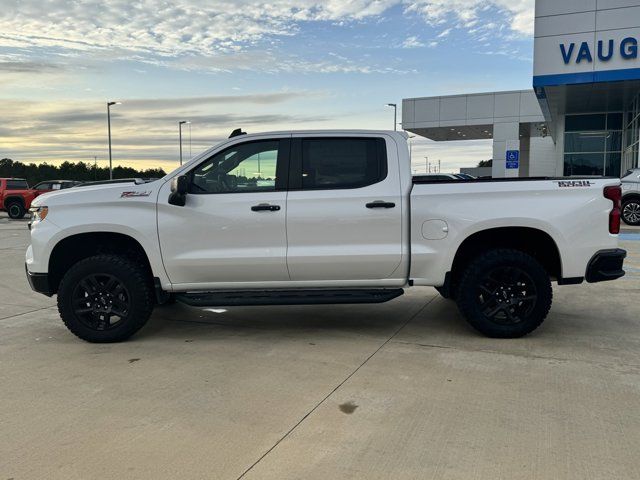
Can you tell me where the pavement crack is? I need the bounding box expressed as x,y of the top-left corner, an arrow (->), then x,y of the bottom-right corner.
235,296 -> 436,480
391,339 -> 640,369
0,305 -> 57,321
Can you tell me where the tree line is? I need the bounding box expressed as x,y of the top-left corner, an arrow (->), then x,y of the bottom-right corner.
0,158 -> 167,186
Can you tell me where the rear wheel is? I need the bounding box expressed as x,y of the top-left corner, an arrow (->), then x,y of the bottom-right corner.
456,249 -> 552,338
7,202 -> 25,219
57,254 -> 154,343
622,199 -> 640,226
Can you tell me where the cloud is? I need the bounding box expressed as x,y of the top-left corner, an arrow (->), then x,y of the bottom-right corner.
0,93 -> 333,167
0,1 -> 398,57
404,0 -> 534,36
402,36 -> 425,49
0,1 -> 534,64
0,60 -> 63,73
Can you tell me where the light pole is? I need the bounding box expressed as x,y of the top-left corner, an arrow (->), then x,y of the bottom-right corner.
386,103 -> 397,131
179,121 -> 190,165
107,101 -> 121,180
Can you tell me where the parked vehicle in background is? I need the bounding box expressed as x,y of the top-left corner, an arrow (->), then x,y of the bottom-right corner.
413,173 -> 463,181
25,130 -> 626,343
454,173 -> 476,180
621,168 -> 640,226
0,178 -> 39,219
32,180 -> 82,193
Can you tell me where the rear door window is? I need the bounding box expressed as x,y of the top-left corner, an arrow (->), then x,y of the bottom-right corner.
297,138 -> 387,190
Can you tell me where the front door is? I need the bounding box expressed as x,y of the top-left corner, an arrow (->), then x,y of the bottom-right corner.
285,135 -> 403,281
158,137 -> 290,287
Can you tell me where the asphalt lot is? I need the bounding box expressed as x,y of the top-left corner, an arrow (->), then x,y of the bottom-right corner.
1,212 -> 640,479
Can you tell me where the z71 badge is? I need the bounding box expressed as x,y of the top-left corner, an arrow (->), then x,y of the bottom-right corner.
121,191 -> 152,198
557,180 -> 594,188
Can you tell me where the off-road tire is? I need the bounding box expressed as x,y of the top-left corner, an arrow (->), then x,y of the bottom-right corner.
57,254 -> 154,343
7,202 -> 26,219
456,249 -> 552,338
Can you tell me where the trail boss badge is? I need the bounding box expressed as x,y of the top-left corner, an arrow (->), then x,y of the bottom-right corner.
120,191 -> 152,198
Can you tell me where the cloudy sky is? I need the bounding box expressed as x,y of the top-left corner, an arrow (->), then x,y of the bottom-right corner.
0,0 -> 535,173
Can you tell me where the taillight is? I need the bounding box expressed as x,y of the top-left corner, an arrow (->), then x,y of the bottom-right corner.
604,185 -> 622,234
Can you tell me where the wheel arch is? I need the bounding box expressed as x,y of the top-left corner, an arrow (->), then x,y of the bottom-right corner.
48,232 -> 154,295
449,227 -> 562,290
3,195 -> 25,209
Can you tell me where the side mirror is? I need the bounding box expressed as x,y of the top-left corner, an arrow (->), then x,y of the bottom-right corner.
168,175 -> 188,206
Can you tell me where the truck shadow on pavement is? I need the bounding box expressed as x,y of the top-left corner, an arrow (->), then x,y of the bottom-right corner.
137,292 -> 465,342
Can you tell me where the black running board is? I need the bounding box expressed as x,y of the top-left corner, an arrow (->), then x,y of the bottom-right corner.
175,289 -> 404,307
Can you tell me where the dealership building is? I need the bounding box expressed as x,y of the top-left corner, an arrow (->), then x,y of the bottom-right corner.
402,0 -> 640,178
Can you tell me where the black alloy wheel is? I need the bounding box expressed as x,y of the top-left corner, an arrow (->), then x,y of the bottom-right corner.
475,266 -> 537,325
72,273 -> 131,331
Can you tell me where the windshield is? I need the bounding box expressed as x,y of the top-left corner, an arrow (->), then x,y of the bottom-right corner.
622,169 -> 640,181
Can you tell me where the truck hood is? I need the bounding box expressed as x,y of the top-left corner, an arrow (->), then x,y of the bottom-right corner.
31,179 -> 163,207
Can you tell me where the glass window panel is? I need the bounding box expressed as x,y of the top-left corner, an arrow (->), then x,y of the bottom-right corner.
190,140 -> 280,194
605,153 -> 621,177
606,131 -> 622,152
565,114 -> 606,132
564,132 -> 606,153
564,153 -> 604,176
607,113 -> 623,130
301,138 -> 385,190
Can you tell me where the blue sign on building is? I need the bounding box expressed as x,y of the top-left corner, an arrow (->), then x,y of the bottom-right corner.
506,150 -> 519,169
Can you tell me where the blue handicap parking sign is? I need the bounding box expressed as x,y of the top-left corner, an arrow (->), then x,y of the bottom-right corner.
506,150 -> 519,169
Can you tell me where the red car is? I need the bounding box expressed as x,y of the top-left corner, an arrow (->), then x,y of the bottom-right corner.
0,178 -> 39,219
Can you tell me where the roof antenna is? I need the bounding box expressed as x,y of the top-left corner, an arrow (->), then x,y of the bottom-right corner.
229,128 -> 247,138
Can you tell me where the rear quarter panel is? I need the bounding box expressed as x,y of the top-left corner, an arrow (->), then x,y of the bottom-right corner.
410,179 -> 621,285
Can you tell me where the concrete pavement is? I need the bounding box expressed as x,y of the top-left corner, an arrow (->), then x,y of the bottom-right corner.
1,213 -> 639,479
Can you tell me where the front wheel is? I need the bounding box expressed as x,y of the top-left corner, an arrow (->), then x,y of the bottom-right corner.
456,249 -> 552,338
57,254 -> 155,342
622,199 -> 640,226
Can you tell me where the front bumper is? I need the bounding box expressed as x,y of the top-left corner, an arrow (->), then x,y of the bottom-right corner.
25,264 -> 53,296
585,249 -> 626,283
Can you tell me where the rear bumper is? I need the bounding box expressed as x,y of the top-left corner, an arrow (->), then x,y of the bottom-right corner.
585,249 -> 626,283
25,264 -> 53,296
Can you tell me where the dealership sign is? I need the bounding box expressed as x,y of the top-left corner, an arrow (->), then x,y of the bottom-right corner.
560,37 -> 638,64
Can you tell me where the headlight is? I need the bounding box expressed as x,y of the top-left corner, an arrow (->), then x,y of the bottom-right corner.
29,206 -> 48,222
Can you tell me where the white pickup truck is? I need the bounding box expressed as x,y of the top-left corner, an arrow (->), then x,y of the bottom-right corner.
26,130 -> 626,343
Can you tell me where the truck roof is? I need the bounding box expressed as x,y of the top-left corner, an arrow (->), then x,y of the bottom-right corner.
231,129 -> 408,139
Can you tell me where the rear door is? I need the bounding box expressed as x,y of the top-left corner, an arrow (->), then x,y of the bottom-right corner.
286,134 -> 403,281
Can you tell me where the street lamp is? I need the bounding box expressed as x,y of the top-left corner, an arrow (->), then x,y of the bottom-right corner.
179,121 -> 191,165
408,134 -> 415,158
386,103 -> 397,131
107,101 -> 121,180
